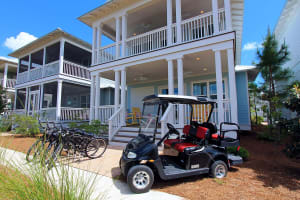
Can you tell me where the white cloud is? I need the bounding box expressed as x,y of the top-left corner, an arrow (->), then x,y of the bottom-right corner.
4,32 -> 37,51
0,56 -> 18,63
243,42 -> 263,51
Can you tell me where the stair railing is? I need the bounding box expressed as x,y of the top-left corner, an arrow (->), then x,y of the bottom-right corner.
108,106 -> 124,142
160,104 -> 173,140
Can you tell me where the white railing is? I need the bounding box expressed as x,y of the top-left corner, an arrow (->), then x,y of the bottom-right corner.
60,107 -> 90,121
16,71 -> 28,84
63,60 -> 91,80
218,8 -> 226,32
98,43 -> 117,64
43,61 -> 60,77
126,27 -> 167,57
39,108 -> 57,121
96,105 -> 115,124
1,78 -> 16,88
14,109 -> 26,115
108,106 -> 124,141
30,67 -> 43,81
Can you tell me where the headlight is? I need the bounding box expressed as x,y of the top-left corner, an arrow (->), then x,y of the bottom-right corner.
127,152 -> 137,159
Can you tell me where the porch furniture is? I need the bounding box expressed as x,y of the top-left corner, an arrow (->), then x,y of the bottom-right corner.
192,104 -> 211,123
126,107 -> 142,125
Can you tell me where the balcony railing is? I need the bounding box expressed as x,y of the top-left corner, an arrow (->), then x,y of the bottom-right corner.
16,60 -> 90,85
1,78 -> 16,89
95,9 -> 226,65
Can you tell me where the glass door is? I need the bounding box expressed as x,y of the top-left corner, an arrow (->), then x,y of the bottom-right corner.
28,91 -> 40,116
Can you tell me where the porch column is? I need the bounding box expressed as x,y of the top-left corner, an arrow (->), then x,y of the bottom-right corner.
95,73 -> 101,120
177,56 -> 184,127
59,39 -> 65,74
224,0 -> 233,31
214,50 -> 224,126
3,63 -> 8,88
42,47 -> 46,77
114,70 -> 120,112
56,80 -> 63,121
121,14 -> 128,57
167,58 -> 174,123
39,84 -> 44,111
212,0 -> 219,35
90,75 -> 95,122
13,90 -> 17,110
27,54 -> 31,82
167,0 -> 173,46
116,16 -> 121,59
227,48 -> 238,123
97,24 -> 102,50
92,26 -> 97,65
25,87 -> 29,113
175,0 -> 182,43
121,68 -> 127,126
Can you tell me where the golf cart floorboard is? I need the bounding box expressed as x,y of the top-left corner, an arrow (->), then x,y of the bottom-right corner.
160,156 -> 209,179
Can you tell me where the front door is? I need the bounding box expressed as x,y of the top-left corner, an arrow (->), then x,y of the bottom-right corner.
28,91 -> 40,116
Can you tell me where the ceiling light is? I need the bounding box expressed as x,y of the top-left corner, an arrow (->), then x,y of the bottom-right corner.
133,33 -> 137,36
203,68 -> 207,71
200,10 -> 204,14
196,57 -> 201,61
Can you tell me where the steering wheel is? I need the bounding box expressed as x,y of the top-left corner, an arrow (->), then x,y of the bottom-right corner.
166,123 -> 180,137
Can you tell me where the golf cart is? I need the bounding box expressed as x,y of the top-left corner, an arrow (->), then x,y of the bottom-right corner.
120,95 -> 243,193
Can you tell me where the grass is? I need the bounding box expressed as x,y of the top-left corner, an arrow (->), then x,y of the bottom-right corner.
0,148 -> 106,200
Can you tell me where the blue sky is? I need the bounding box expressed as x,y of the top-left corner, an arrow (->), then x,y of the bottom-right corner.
0,0 -> 286,67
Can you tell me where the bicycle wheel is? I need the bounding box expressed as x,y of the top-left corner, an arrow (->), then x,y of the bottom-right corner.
85,138 -> 107,159
26,137 -> 48,162
44,141 -> 63,169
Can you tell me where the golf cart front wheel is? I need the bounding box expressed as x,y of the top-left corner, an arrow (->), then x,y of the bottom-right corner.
127,165 -> 154,194
210,160 -> 228,179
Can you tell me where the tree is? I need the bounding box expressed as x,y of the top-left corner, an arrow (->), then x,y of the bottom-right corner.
248,82 -> 261,125
285,81 -> 300,115
255,29 -> 293,133
0,85 -> 7,113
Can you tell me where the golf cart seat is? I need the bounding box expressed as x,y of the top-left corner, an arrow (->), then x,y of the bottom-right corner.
164,125 -> 209,152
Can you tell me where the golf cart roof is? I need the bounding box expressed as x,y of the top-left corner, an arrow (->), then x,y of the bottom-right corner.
142,95 -> 216,105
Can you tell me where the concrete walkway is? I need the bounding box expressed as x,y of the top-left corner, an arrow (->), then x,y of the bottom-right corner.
0,147 -> 183,200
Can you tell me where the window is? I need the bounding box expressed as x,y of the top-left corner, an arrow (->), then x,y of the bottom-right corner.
80,95 -> 90,108
42,82 -> 58,108
31,49 -> 44,69
19,56 -> 29,73
209,81 -> 225,99
160,88 -> 178,95
192,80 -> 226,100
193,82 -> 207,96
16,88 -> 26,109
46,42 -> 60,64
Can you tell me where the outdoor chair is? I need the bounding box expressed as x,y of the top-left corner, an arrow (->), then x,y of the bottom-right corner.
126,107 -> 142,125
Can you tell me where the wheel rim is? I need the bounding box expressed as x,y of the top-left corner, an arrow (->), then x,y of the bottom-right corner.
215,165 -> 226,178
132,171 -> 150,190
86,139 -> 106,158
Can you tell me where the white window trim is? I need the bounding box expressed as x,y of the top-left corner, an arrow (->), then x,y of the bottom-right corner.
191,77 -> 229,100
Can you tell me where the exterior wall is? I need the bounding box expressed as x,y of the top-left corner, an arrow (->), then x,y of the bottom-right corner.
236,71 -> 251,130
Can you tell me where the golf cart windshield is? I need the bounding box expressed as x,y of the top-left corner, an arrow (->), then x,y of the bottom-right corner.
139,103 -> 160,135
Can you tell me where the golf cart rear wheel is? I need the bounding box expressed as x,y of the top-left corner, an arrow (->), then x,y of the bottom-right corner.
127,165 -> 154,194
210,160 -> 228,179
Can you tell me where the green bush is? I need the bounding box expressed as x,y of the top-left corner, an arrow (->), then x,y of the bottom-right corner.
69,120 -> 108,136
227,146 -> 250,160
256,131 -> 276,141
251,115 -> 264,125
14,115 -> 40,136
0,115 -> 12,132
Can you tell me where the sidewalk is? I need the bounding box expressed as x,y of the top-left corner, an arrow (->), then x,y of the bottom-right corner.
0,147 -> 183,200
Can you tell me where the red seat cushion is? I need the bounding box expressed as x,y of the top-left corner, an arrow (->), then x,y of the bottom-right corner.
183,125 -> 190,136
174,143 -> 198,152
211,134 -> 219,140
164,139 -> 182,147
195,126 -> 208,139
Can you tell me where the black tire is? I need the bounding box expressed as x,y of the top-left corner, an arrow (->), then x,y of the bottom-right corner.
85,138 -> 107,159
210,160 -> 228,179
45,141 -> 63,169
127,165 -> 154,194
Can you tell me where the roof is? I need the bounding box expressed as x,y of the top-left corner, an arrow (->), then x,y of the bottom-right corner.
274,0 -> 300,40
0,57 -> 18,67
235,65 -> 259,81
9,28 -> 92,58
142,94 -> 216,105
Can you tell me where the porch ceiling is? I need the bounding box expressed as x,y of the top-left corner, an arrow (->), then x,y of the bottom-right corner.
100,49 -> 228,85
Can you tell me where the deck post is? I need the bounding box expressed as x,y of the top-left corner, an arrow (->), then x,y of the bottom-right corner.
121,68 -> 127,126
177,56 -> 184,127
92,26 -> 97,65
27,54 -> 31,82
42,47 -> 46,77
114,70 -> 120,112
212,0 -> 220,35
90,75 -> 95,123
3,63 -> 8,88
25,87 -> 29,114
175,0 -> 182,43
115,16 -> 121,59
95,73 -> 101,120
59,39 -> 65,74
214,50 -> 224,127
167,58 -> 174,123
39,84 -> 44,116
121,14 -> 128,57
167,0 -> 173,46
56,80 -> 63,121
224,0 -> 233,31
227,48 -> 238,123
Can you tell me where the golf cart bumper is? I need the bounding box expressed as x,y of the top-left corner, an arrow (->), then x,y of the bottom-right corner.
120,153 -> 137,176
228,154 -> 243,166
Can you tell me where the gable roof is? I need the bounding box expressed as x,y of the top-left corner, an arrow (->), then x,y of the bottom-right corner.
9,28 -> 92,58
0,57 -> 18,67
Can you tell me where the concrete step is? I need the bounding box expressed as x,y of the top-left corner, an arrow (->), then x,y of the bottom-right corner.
120,127 -> 162,133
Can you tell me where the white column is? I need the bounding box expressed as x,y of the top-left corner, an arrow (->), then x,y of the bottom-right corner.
27,54 -> 31,81
90,75 -> 95,122
3,63 -> 8,88
167,59 -> 174,95
175,0 -> 182,43
177,56 -> 184,127
167,0 -> 173,46
42,47 -> 46,77
224,0 -> 232,31
114,70 -> 120,112
97,24 -> 102,49
92,26 -> 97,65
56,80 -> 63,121
212,0 -> 220,35
39,84 -> 44,111
121,68 -> 126,126
121,14 -> 128,57
227,48 -> 238,123
116,16 -> 121,58
25,87 -> 29,113
59,39 -> 65,74
95,73 -> 101,119
13,90 -> 17,110
214,50 -> 224,125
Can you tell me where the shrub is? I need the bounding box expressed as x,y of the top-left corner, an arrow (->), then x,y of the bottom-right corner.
227,146 -> 250,160
0,115 -> 12,132
13,115 -> 40,136
251,115 -> 264,125
69,120 -> 108,136
256,131 -> 276,141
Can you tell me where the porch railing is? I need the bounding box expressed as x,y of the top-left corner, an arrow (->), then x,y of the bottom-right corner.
60,107 -> 90,121
30,67 -> 43,81
43,61 -> 60,77
1,78 -> 16,88
16,71 -> 28,84
63,60 -> 91,80
98,43 -> 117,64
108,106 -> 124,141
96,105 -> 115,124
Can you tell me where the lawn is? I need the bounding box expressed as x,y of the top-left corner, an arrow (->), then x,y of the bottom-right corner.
1,131 -> 300,200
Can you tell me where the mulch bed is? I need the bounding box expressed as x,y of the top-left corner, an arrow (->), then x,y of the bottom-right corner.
1,132 -> 300,200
